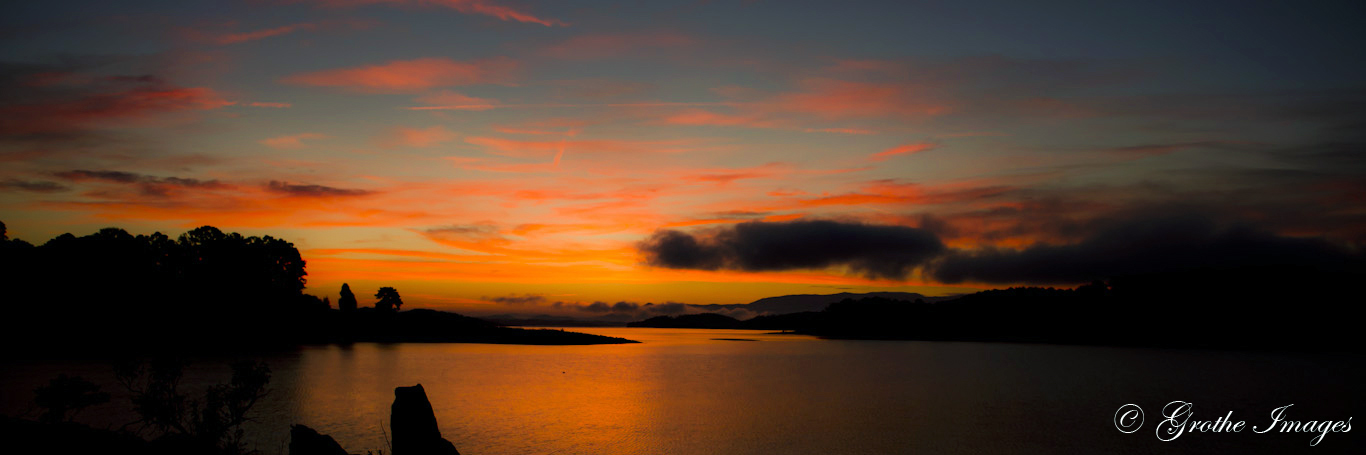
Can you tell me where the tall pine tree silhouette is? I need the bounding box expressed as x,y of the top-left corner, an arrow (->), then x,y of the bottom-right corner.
338,283 -> 357,312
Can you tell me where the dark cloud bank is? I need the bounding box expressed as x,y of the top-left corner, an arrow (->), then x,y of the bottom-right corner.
0,178 -> 67,193
54,169 -> 226,197
639,217 -> 1364,285
266,180 -> 372,197
640,220 -> 946,280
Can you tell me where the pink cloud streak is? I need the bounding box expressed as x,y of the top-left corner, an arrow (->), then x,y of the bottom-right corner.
283,57 -> 519,93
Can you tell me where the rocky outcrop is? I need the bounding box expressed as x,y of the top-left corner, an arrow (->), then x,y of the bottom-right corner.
391,384 -> 460,455
289,424 -> 350,455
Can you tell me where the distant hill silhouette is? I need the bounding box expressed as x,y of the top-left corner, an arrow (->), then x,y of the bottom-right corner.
692,291 -> 953,315
626,265 -> 1361,350
628,313 -> 743,329
484,292 -> 956,328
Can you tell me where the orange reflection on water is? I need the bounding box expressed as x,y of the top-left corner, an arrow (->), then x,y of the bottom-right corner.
278,329 -> 825,454
283,337 -> 669,453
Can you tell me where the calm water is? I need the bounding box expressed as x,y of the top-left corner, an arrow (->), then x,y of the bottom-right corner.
3,328 -> 1363,454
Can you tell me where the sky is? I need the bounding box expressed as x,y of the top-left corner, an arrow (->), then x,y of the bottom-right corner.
2,0 -> 1364,317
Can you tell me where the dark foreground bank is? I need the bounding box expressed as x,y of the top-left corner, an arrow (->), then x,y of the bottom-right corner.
1,382 -> 462,455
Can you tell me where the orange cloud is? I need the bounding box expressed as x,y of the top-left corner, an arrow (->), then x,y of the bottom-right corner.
464,136 -> 561,157
260,133 -> 328,149
803,127 -> 875,134
464,136 -> 700,158
797,193 -> 907,208
306,0 -> 565,26
246,102 -> 292,108
871,142 -> 935,161
660,109 -> 788,129
0,82 -> 233,136
413,90 -> 501,110
508,223 -> 616,236
418,224 -> 637,266
282,57 -> 519,93
492,126 -> 580,136
773,79 -> 947,119
679,163 -> 788,185
660,108 -> 882,135
660,218 -> 746,228
446,158 -> 562,174
659,107 -> 883,135
407,101 -> 733,111
384,126 -> 459,148
40,177 -> 421,229
311,248 -> 482,260
706,178 -> 1023,217
656,78 -> 945,133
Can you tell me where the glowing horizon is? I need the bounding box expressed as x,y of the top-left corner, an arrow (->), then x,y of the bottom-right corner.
3,1 -> 1364,316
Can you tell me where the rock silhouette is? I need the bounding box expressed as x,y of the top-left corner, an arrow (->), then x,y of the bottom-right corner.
391,384 -> 460,455
289,424 -> 350,455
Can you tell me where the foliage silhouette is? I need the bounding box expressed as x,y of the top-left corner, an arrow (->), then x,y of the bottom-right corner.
0,222 -> 637,352
375,286 -> 403,312
1,224 -> 329,352
114,358 -> 271,454
33,375 -> 109,423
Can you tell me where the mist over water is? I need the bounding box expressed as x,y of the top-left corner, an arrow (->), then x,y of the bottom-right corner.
4,328 -> 1362,454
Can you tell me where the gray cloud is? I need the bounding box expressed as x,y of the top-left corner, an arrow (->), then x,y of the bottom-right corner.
929,214 -> 1364,284
485,294 -> 546,305
639,220 -> 946,280
575,301 -> 641,314
266,180 -> 372,197
54,169 -> 226,197
642,302 -> 688,315
0,179 -> 68,193
636,213 -> 1364,286
425,224 -> 499,237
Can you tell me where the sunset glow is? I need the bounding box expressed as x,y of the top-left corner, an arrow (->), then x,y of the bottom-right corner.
3,1 -> 1364,317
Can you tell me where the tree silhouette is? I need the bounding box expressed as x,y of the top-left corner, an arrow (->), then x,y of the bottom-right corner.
376,286 -> 403,312
4,224 -> 324,349
34,374 -> 110,423
0,219 -> 33,248
338,283 -> 357,312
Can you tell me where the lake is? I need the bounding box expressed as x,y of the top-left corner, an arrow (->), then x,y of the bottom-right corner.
3,328 -> 1362,454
